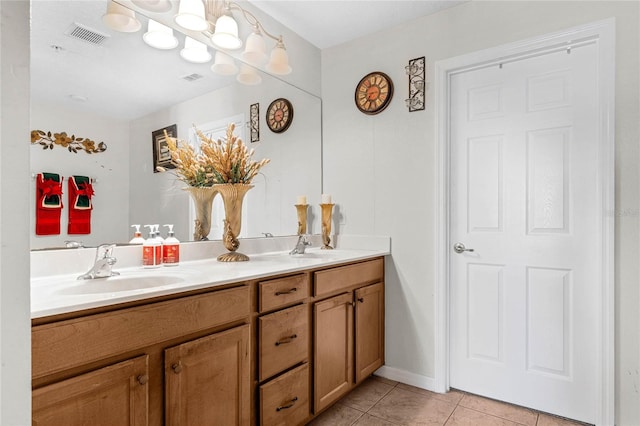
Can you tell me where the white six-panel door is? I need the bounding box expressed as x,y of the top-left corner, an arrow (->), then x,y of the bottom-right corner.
449,43 -> 599,423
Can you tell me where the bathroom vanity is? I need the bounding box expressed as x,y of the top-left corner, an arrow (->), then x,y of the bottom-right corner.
31,243 -> 387,426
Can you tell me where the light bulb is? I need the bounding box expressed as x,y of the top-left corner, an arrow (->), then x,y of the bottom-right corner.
266,40 -> 292,75
143,19 -> 179,50
211,14 -> 242,50
102,1 -> 141,33
180,37 -> 212,63
175,0 -> 208,31
211,51 -> 238,75
242,29 -> 267,65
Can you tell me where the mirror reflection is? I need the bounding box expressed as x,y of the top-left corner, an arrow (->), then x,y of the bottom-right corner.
30,0 -> 322,250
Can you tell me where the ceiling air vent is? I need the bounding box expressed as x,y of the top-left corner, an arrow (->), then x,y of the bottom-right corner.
65,23 -> 110,46
182,73 -> 204,82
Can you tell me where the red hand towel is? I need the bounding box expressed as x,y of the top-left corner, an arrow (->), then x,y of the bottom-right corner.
35,173 -> 63,235
68,175 -> 93,234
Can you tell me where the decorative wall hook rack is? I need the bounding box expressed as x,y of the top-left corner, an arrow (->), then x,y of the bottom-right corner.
31,173 -> 98,184
405,56 -> 426,112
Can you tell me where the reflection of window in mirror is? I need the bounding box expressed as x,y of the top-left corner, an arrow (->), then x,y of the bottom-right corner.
188,114 -> 246,240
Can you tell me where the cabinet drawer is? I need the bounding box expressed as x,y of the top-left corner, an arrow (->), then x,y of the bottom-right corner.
314,258 -> 383,297
33,285 -> 250,380
259,273 -> 308,312
260,363 -> 309,426
259,304 -> 309,381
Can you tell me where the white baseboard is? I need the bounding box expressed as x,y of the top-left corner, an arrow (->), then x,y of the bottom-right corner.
374,366 -> 439,393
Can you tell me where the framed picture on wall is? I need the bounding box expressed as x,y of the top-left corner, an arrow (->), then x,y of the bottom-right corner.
152,124 -> 177,173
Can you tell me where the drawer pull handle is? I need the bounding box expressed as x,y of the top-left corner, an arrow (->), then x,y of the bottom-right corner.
137,374 -> 149,385
358,297 -> 364,303
171,362 -> 183,374
276,396 -> 298,411
275,288 -> 297,296
275,334 -> 298,346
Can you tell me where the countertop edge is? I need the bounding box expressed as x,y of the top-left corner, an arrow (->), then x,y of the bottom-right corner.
31,247 -> 389,320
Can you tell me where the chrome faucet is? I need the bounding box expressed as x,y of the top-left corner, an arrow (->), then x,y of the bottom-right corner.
77,243 -> 120,280
289,235 -> 312,255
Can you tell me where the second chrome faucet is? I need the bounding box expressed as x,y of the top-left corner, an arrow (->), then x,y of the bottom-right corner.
77,243 -> 120,280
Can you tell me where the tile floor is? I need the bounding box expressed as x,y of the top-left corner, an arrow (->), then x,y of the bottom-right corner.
308,376 -> 589,426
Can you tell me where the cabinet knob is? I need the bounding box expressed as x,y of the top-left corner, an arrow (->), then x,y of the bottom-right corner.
358,297 -> 364,303
137,374 -> 149,385
275,334 -> 298,346
275,287 -> 297,296
276,396 -> 298,411
171,362 -> 183,374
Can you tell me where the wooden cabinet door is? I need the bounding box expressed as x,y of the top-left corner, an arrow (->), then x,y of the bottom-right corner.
165,324 -> 250,426
32,355 -> 149,426
354,282 -> 385,383
313,292 -> 353,413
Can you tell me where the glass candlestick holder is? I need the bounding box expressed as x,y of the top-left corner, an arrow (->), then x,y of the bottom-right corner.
295,204 -> 308,235
320,203 -> 334,249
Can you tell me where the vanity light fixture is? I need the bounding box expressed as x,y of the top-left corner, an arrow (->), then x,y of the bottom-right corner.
405,56 -> 426,112
180,37 -> 212,63
175,0 -> 209,32
208,1 -> 292,75
143,19 -> 179,49
116,0 -> 292,83
102,1 -> 141,33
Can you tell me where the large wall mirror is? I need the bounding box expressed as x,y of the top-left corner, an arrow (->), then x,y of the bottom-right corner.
30,0 -> 322,250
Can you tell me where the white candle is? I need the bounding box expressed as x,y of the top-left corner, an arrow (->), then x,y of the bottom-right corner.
321,194 -> 332,204
297,195 -> 307,205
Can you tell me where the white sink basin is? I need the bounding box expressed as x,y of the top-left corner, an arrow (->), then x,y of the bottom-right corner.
56,274 -> 186,295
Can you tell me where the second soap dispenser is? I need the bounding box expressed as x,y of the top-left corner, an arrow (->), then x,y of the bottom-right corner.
163,224 -> 180,266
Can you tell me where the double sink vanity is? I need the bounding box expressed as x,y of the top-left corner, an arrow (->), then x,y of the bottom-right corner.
31,235 -> 389,425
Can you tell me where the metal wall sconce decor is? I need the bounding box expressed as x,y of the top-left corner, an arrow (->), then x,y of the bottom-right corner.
405,56 -> 425,112
249,103 -> 260,143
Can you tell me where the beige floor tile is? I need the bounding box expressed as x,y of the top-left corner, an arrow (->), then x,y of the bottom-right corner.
307,403 -> 364,426
367,387 -> 457,426
459,394 -> 538,426
396,383 -> 465,405
536,413 -> 588,426
446,406 -> 521,426
372,375 -> 399,387
341,378 -> 395,411
353,413 -> 401,425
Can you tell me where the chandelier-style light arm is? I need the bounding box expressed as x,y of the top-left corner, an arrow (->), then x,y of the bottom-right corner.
224,1 -> 283,43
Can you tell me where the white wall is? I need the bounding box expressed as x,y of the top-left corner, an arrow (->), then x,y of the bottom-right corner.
0,1 -> 31,423
30,103 -> 130,249
321,1 -> 639,424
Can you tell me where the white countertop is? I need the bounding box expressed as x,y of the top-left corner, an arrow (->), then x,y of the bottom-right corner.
31,237 -> 390,319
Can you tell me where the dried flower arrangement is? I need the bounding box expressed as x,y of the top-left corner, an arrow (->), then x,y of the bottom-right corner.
158,123 -> 269,187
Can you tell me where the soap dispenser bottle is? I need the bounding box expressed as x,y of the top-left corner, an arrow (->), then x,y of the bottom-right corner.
163,224 -> 180,266
154,224 -> 165,244
129,224 -> 145,244
142,224 -> 161,268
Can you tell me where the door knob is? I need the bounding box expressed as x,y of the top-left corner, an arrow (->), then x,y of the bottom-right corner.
453,242 -> 474,254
